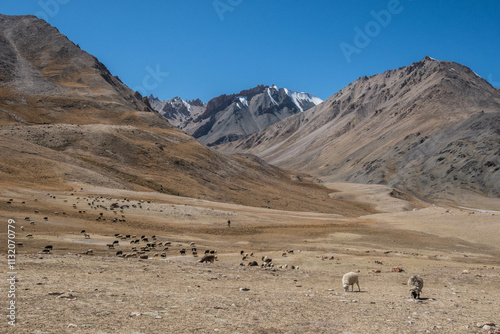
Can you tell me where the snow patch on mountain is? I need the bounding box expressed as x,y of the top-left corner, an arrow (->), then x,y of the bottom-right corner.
285,89 -> 323,112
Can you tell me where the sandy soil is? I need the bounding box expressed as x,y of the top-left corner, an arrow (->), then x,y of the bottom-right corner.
1,183 -> 499,333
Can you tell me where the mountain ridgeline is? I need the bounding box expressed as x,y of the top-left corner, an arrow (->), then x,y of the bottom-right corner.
0,14 -> 374,216
149,85 -> 322,146
218,57 -> 500,202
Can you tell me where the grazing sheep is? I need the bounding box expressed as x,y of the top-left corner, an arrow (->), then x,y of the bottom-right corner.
45,245 -> 53,251
84,233 -> 91,239
342,272 -> 360,292
248,261 -> 258,267
116,251 -> 123,256
408,275 -> 424,299
192,251 -> 198,257
180,249 -> 186,255
240,250 -> 245,255
107,244 -> 114,249
198,254 -> 216,263
21,226 -> 24,231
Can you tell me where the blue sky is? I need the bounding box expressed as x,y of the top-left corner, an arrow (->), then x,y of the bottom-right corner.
1,0 -> 499,102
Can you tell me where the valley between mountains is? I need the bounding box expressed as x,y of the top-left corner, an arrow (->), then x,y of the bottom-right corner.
1,14 -> 499,334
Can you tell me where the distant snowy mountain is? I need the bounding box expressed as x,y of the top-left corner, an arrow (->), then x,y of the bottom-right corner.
149,85 -> 322,146
148,95 -> 205,127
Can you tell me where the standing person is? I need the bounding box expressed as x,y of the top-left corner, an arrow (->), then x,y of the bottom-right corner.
227,220 -> 231,227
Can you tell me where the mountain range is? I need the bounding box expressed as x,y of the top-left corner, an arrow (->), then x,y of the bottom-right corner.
149,85 -> 322,146
1,13 -> 499,208
0,14 -> 371,215
218,56 -> 500,203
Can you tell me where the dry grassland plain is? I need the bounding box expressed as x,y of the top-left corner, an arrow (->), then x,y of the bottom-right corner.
1,182 -> 499,333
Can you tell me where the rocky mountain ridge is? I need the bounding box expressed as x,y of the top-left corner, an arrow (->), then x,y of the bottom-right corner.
149,84 -> 322,146
0,14 -> 369,215
218,57 -> 500,202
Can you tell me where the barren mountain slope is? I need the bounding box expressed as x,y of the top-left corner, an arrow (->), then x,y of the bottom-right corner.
219,57 -> 500,202
0,14 -> 375,216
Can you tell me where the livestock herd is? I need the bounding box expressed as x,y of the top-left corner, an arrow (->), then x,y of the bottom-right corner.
15,193 -> 426,299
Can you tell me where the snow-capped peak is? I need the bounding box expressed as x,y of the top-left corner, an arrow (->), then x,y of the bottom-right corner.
267,88 -> 279,106
286,89 -> 323,112
236,96 -> 248,107
182,99 -> 192,112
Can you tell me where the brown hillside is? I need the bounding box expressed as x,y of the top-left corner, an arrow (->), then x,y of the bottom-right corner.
0,14 -> 373,216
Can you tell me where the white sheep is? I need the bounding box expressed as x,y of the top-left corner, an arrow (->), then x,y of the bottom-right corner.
408,275 -> 424,299
342,272 -> 360,292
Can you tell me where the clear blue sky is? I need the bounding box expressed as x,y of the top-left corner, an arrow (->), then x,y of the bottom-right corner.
1,0 -> 499,102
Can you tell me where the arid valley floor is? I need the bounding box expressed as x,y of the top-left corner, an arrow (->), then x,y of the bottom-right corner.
1,182 -> 499,334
